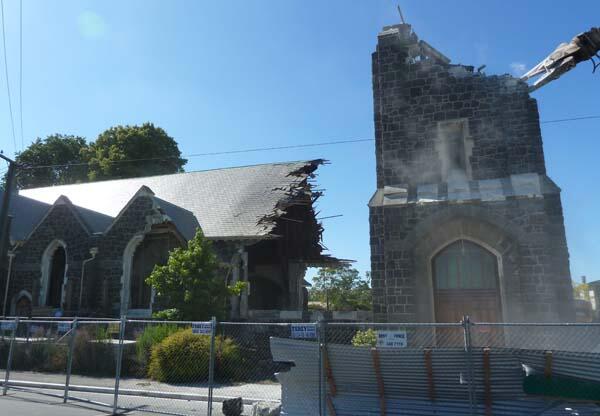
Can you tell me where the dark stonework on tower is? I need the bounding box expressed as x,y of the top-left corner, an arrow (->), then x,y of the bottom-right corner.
369,23 -> 575,323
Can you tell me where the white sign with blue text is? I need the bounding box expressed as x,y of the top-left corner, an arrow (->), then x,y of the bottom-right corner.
192,322 -> 212,335
376,330 -> 408,348
57,322 -> 72,334
1,321 -> 15,331
291,324 -> 317,339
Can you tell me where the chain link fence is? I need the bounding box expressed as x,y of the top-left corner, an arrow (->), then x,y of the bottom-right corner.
0,317 -> 599,415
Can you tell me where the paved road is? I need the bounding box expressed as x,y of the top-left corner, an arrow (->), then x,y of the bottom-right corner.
0,391 -> 114,415
0,388 -> 255,415
0,370 -> 279,415
8,370 -> 280,402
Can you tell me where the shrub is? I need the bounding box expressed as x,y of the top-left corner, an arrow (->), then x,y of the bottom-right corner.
71,327 -> 116,376
136,324 -> 180,370
148,329 -> 242,383
214,334 -> 244,382
152,309 -> 182,321
8,341 -> 67,373
351,328 -> 377,347
29,342 -> 67,372
307,301 -> 327,311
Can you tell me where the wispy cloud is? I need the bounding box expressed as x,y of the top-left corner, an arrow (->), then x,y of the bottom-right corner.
78,11 -> 108,39
510,62 -> 527,77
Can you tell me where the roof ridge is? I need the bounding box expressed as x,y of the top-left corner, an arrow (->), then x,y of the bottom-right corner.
20,159 -> 316,192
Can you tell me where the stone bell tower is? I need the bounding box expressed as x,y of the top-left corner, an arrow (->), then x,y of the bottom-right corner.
368,23 -> 575,323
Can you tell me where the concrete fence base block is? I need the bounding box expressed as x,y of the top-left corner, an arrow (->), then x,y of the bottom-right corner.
251,401 -> 281,416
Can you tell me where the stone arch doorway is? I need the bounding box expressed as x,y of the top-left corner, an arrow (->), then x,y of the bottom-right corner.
121,232 -> 181,316
432,239 -> 502,323
15,295 -> 32,317
11,290 -> 32,317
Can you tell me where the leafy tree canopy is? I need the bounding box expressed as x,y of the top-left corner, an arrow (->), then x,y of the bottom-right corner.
85,123 -> 187,181
146,229 -> 229,321
12,123 -> 187,189
309,266 -> 372,311
14,134 -> 88,189
573,281 -> 590,301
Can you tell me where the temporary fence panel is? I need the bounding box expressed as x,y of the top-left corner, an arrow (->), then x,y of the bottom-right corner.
216,322 -> 318,414
1,317 -> 600,416
0,318 -> 17,395
275,322 -> 474,416
469,322 -> 600,416
1,319 -> 72,402
115,318 -> 215,416
66,319 -> 122,409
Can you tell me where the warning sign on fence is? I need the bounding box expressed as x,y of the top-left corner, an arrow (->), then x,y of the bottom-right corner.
1,321 -> 15,331
108,323 -> 120,335
192,322 -> 212,335
291,324 -> 317,339
376,330 -> 408,348
57,322 -> 71,334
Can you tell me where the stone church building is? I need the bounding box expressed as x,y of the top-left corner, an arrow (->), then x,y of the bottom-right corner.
1,160 -> 333,319
369,23 -> 575,323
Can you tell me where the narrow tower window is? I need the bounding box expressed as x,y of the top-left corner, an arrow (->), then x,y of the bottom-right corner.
437,119 -> 472,181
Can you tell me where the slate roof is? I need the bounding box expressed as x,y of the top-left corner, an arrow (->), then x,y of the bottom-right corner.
1,190 -> 116,242
1,190 -> 50,242
18,160 -> 321,240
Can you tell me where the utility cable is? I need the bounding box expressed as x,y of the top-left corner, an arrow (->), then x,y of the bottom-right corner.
540,115 -> 600,124
0,0 -> 16,154
16,114 -> 600,171
18,0 -> 22,149
22,138 -> 374,170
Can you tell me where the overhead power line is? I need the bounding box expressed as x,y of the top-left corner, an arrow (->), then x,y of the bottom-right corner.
540,115 -> 600,124
18,0 -> 22,150
22,138 -> 375,170
16,114 -> 600,171
0,0 -> 16,153
185,138 -> 375,157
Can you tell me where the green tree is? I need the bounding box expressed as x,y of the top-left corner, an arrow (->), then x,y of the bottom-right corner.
85,123 -> 187,181
14,134 -> 89,189
573,280 -> 590,301
309,266 -> 372,311
146,229 -> 229,321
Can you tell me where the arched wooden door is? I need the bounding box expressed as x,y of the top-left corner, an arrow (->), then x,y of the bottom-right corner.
433,240 -> 502,324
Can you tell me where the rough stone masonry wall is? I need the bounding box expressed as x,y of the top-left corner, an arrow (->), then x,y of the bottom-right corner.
369,26 -> 574,323
370,196 -> 574,323
97,195 -> 158,315
10,204 -> 92,312
8,194 -> 238,317
372,32 -> 547,188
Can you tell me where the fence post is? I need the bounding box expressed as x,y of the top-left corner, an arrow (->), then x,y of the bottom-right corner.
64,319 -> 78,403
207,316 -> 217,416
113,316 -> 127,415
317,319 -> 327,416
462,315 -> 476,416
3,317 -> 18,396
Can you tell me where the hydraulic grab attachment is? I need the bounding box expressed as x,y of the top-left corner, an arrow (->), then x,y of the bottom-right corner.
522,27 -> 600,91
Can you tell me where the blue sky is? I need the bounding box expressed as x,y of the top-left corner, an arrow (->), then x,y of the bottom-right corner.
0,1 -> 598,283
